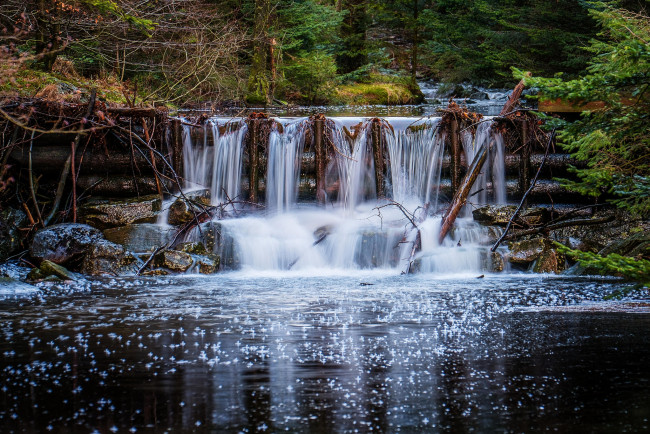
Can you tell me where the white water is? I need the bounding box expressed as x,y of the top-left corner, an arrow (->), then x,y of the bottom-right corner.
177,116 -> 507,274
385,117 -> 445,209
182,119 -> 247,206
266,118 -> 308,212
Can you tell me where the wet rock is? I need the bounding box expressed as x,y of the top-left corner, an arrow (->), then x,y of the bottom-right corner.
469,91 -> 489,100
103,224 -> 175,252
178,242 -> 207,255
194,222 -> 240,269
473,206 -> 517,226
508,238 -> 549,264
437,83 -> 469,99
28,260 -> 76,281
31,223 -> 103,265
473,205 -> 550,227
80,195 -> 161,229
167,190 -> 211,226
0,207 -> 28,261
488,251 -> 505,272
157,250 -> 193,272
532,248 -> 566,274
195,254 -> 220,274
80,240 -> 126,276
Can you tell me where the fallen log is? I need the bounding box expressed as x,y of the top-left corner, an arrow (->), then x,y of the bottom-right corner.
438,139 -> 494,244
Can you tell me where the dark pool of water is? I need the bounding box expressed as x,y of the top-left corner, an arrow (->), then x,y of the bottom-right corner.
1,273 -> 649,432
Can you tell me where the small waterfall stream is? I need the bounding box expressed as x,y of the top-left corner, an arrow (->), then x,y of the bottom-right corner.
178,116 -> 507,273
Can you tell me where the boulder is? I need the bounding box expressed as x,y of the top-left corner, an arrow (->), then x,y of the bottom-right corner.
31,223 -> 103,265
473,205 -> 551,227
469,91 -> 489,100
80,195 -> 161,229
27,260 -> 76,281
195,254 -> 220,274
103,223 -> 175,252
508,238 -> 548,264
0,207 -> 28,261
473,205 -> 517,226
532,248 -> 566,274
80,240 -> 126,276
177,242 -> 207,255
488,251 -> 505,272
167,190 -> 211,226
157,250 -> 193,272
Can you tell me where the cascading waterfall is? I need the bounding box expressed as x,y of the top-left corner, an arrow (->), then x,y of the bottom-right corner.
177,116 -> 507,274
462,120 -> 507,208
385,117 -> 445,210
181,119 -> 247,206
332,119 -> 376,211
266,118 -> 307,212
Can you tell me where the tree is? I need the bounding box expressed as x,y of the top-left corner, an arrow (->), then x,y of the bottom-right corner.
524,3 -> 650,216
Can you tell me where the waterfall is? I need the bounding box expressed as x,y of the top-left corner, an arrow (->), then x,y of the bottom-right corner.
177,115 -> 507,274
181,119 -> 247,206
461,120 -> 507,210
331,119 -> 376,211
385,118 -> 445,210
266,118 -> 307,212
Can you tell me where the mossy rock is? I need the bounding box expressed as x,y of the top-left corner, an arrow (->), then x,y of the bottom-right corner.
28,260 -> 76,281
80,195 -> 161,229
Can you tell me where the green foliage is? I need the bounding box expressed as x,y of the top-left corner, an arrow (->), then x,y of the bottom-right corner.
81,0 -> 156,34
524,4 -> 650,216
555,242 -> 650,297
417,0 -> 599,86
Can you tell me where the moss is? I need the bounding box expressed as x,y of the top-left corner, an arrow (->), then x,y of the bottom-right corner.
333,82 -> 420,105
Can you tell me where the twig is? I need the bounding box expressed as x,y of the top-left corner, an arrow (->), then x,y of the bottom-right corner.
491,128 -> 556,251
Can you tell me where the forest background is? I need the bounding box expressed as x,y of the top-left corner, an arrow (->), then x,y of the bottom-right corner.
0,0 -> 645,106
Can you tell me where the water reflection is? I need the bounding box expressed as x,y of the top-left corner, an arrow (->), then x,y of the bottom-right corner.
0,274 -> 649,431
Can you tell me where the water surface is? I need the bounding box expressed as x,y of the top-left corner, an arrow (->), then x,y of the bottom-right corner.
1,273 -> 649,432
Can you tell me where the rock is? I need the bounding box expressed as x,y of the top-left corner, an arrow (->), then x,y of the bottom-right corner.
469,91 -> 489,100
488,251 -> 505,272
532,248 -> 566,274
178,242 -> 207,255
195,254 -> 220,274
508,238 -> 549,264
157,250 -> 193,272
103,223 -> 175,252
437,83 -> 469,99
80,195 -> 161,229
473,205 -> 551,227
80,240 -> 126,276
32,260 -> 76,281
167,190 -> 211,226
473,205 -> 517,226
0,207 -> 28,261
31,223 -> 103,265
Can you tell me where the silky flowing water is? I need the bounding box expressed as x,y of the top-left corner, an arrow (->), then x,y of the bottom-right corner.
1,274 -> 649,432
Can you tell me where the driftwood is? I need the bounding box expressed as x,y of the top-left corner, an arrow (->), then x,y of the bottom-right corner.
491,129 -> 556,251
438,74 -> 530,244
438,139 -> 494,244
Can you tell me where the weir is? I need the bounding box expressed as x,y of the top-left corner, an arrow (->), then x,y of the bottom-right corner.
173,113 -> 573,273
